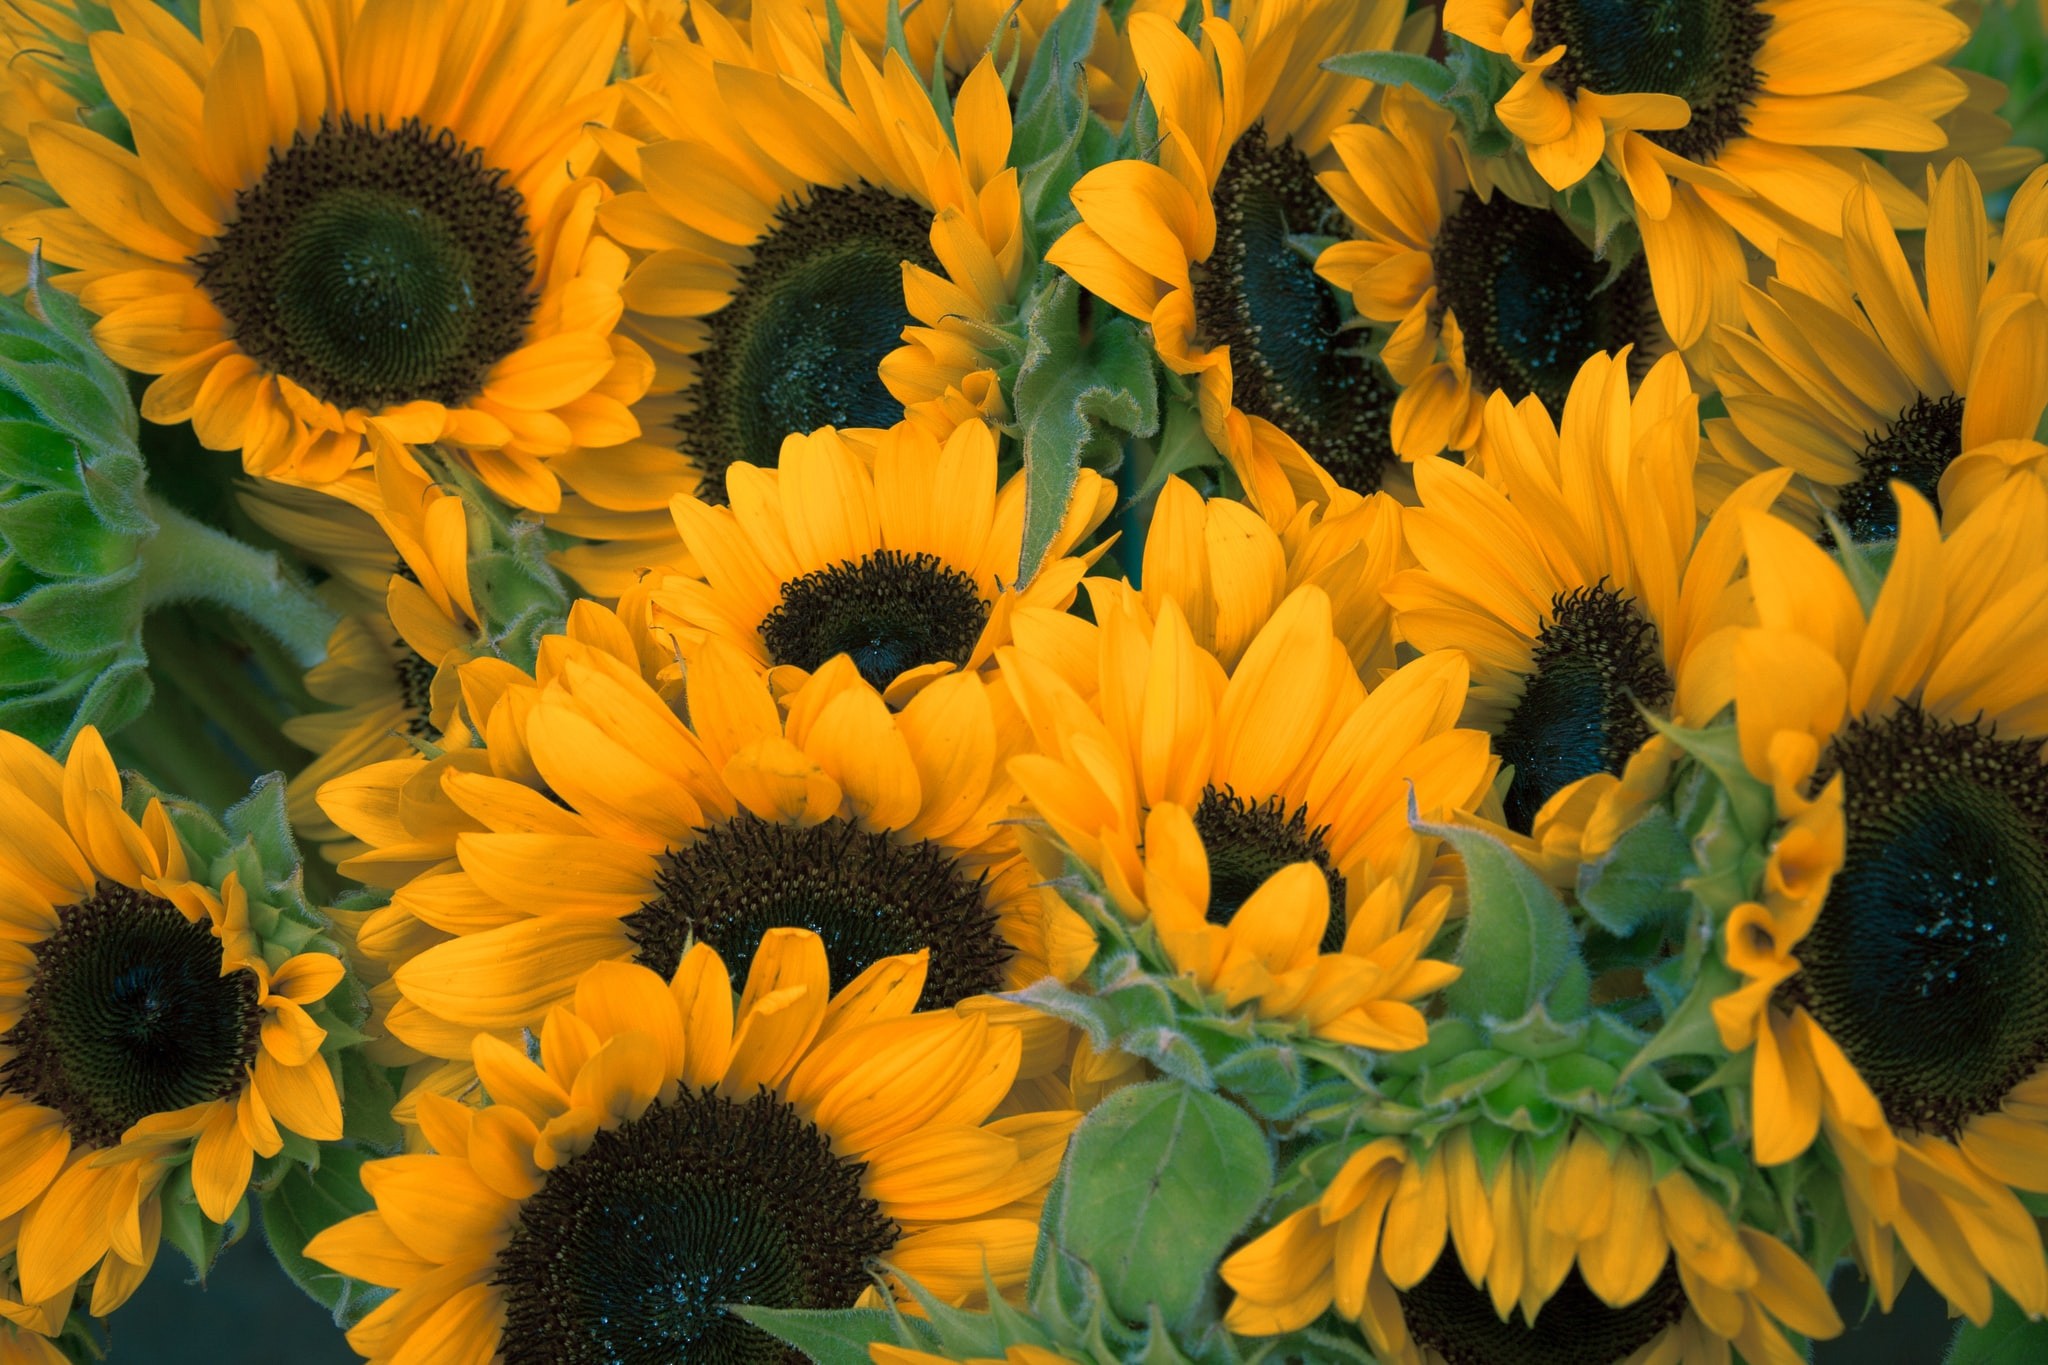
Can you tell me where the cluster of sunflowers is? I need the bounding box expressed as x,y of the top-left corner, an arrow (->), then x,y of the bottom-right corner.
0,0 -> 2044,1361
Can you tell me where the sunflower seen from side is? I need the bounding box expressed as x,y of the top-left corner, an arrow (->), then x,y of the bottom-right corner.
1315,86 -> 1664,463
1222,1126 -> 1841,1364
0,729 -> 346,1318
1444,0 -> 1974,350
307,933 -> 1075,1364
1004,582 -> 1497,1050
1047,0 -> 1416,518
3,0 -> 649,503
1704,164 -> 2048,538
1705,480 -> 2048,1324
597,15 -> 1024,511
1384,350 -> 1788,835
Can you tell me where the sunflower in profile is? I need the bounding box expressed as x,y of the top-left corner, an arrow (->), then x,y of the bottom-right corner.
1005,583 -> 1496,1049
1703,164 -> 2048,538
332,624 -> 1089,1108
3,0 -> 648,502
1444,0 -> 1973,349
308,933 -> 1075,1362
1222,1126 -> 1842,1363
1707,480 -> 2048,1323
1384,350 -> 1788,833
1047,0 -> 1417,518
0,729 -> 346,1316
1135,476 -> 1405,677
598,13 -> 1023,507
654,419 -> 1112,705
1315,86 -> 1663,462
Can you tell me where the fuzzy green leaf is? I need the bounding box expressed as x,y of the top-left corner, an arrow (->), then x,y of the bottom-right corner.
1058,1078 -> 1272,1329
1576,805 -> 1691,936
730,1307 -> 917,1365
259,1145 -> 387,1328
1947,1292 -> 2048,1364
1412,801 -> 1588,1021
2,563 -> 143,656
1321,51 -> 1454,102
1013,273 -> 1159,584
0,491 -> 132,578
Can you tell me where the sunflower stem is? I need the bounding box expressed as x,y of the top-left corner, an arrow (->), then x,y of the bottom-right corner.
137,496 -> 338,668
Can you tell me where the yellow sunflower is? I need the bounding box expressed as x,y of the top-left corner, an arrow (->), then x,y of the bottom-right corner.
0,1273 -> 66,1365
873,1349 -> 1077,1365
0,728 -> 346,1316
595,12 -> 1024,511
1046,0 -> 1418,519
1383,349 -> 1788,833
1135,475 -> 1406,677
1221,1127 -> 1842,1363
1444,0 -> 1973,349
1004,582 -> 1496,1049
1705,479 -> 2048,1323
326,623 -> 1091,1115
3,0 -> 649,502
653,418 -> 1112,706
1315,86 -> 1665,462
1704,163 -> 2048,535
307,932 -> 1075,1361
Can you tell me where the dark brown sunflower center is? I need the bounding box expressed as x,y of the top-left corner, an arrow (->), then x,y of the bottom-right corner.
1531,0 -> 1770,163
194,115 -> 536,413
1398,1253 -> 1688,1365
1832,394 -> 1965,543
1191,786 -> 1348,951
624,811 -> 1011,1011
1496,584 -> 1672,833
1786,704 -> 2048,1137
1430,194 -> 1658,414
1191,124 -> 1400,494
0,883 -> 261,1150
680,184 -> 939,504
758,549 -> 990,692
494,1087 -> 897,1365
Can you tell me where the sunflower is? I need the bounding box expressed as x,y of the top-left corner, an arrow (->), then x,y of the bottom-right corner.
596,12 -> 1023,510
1004,582 -> 1496,1049
1314,86 -> 1664,462
328,621 -> 1091,1114
1443,0 -> 1974,350
1135,475 -> 1405,677
1704,479 -> 2048,1323
653,419 -> 1112,706
0,728 -> 346,1316
1046,0 -> 1419,519
873,1350 -> 1077,1365
308,932 -> 1074,1361
3,0 -> 649,503
1221,1126 -> 1842,1363
0,1260 -> 66,1365
1383,349 -> 1789,833
1703,163 -> 2048,537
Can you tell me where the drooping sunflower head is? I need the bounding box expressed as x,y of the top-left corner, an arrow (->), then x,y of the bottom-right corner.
308,932 -> 1076,1364
1706,479 -> 2048,1323
1705,163 -> 2048,539
0,729 -> 348,1317
4,0 -> 649,503
654,419 -> 1112,704
1315,86 -> 1663,462
1222,1124 -> 1842,1364
1004,581 -> 1496,1049
600,16 -> 1024,513
1046,0 -> 1416,519
1385,350 -> 1780,833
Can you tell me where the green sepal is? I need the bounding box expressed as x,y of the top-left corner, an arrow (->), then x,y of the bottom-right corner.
728,1307 -> 922,1365
1058,1078 -> 1272,1331
49,1312 -> 106,1365
258,1144 -> 390,1329
1011,0 -> 1106,251
1012,272 -> 1161,585
1321,51 -> 1453,103
1439,36 -> 1516,158
157,1162 -> 239,1283
1576,804 -> 1691,938
1123,395 -> 1227,511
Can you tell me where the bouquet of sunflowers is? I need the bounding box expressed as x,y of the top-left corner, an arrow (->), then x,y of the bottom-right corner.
0,0 -> 2044,1361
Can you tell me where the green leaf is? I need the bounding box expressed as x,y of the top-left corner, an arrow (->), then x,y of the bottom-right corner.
0,491 -> 133,578
1948,1291 -> 2048,1364
1058,1078 -> 1272,1329
1321,51 -> 1454,103
158,1163 -> 234,1282
1411,799 -> 1587,1021
1125,394 -> 1225,510
1576,805 -> 1691,937
1012,273 -> 1160,584
340,1049 -> 406,1149
730,1307 -> 916,1365
2,563 -> 143,656
259,1144 -> 387,1328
